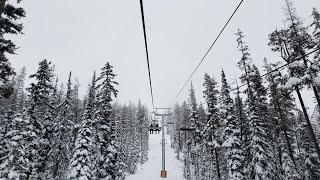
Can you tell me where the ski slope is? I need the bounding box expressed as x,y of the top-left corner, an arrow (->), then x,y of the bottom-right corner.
125,131 -> 185,180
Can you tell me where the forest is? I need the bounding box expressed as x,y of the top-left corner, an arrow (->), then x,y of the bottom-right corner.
0,0 -> 320,180
167,1 -> 320,180
0,1 -> 149,180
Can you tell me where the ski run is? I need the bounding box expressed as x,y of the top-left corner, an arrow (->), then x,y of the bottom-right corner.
126,132 -> 185,180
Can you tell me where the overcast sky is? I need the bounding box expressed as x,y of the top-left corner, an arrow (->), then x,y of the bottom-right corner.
9,0 -> 320,113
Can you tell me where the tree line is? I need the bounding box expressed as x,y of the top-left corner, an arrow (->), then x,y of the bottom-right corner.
0,1 -> 150,179
169,1 -> 320,180
0,61 -> 150,180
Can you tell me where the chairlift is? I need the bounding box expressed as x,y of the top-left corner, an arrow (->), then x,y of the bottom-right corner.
149,118 -> 161,134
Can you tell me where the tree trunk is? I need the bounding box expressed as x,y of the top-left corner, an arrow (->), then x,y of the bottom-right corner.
214,149 -> 221,179
275,95 -> 297,167
274,126 -> 283,174
295,86 -> 320,160
269,77 -> 296,167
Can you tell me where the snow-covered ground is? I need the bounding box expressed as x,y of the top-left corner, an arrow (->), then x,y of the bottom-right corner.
126,131 -> 185,180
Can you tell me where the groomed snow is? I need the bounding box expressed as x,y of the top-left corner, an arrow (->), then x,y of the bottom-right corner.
125,130 -> 185,180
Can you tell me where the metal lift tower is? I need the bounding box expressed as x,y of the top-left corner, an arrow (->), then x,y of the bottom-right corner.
153,108 -> 172,178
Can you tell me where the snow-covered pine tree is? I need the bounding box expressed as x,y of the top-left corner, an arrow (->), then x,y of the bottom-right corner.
0,67 -> 26,168
41,76 -> 61,178
187,83 -> 203,179
0,0 -> 25,99
172,103 -> 182,158
57,82 -> 66,105
311,8 -> 320,48
282,152 -> 301,180
263,59 -> 301,178
297,110 -> 320,179
220,70 -> 244,180
195,103 -> 209,180
235,30 -> 254,178
0,109 -> 37,179
177,101 -> 191,180
247,65 -> 275,179
127,102 -> 140,174
136,101 -> 149,164
12,67 -> 26,113
68,72 -> 97,180
268,1 -> 320,159
198,104 -> 206,129
136,100 -> 144,162
95,62 -> 124,179
27,59 -> 54,118
119,104 -> 130,166
27,59 -> 55,178
310,8 -> 320,88
236,30 -> 275,179
202,73 -> 221,179
72,78 -> 82,125
283,0 -> 320,112
234,78 -> 247,144
48,72 -> 75,179
180,101 -> 190,149
188,83 -> 201,144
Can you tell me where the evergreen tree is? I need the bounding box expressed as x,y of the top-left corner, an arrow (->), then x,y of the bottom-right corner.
188,83 -> 200,143
202,73 -> 221,179
236,30 -> 275,179
220,70 -> 244,180
234,78 -> 247,144
298,110 -> 320,179
72,78 -> 82,125
187,83 -> 203,179
0,109 -> 37,179
136,101 -> 149,164
9,67 -> 27,113
96,62 -> 124,179
49,72 -> 75,179
263,59 -> 301,177
127,102 -> 139,174
180,101 -> 190,148
119,105 -> 130,167
235,29 -> 253,178
26,59 -> 55,178
41,76 -> 60,178
27,59 -> 54,118
247,65 -> 275,179
0,0 -> 25,99
172,103 -> 182,158
198,103 -> 206,128
68,72 -> 97,180
311,8 -> 320,60
268,1 -> 320,159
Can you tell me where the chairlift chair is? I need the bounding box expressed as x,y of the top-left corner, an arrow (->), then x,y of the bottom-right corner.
149,118 -> 161,134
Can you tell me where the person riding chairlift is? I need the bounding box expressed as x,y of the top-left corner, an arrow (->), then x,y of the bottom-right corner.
155,124 -> 160,134
149,124 -> 154,134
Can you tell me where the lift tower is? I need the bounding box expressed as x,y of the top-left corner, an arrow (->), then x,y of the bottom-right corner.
153,108 -> 172,178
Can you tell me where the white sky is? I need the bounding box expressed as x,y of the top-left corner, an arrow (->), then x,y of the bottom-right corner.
9,0 -> 320,113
